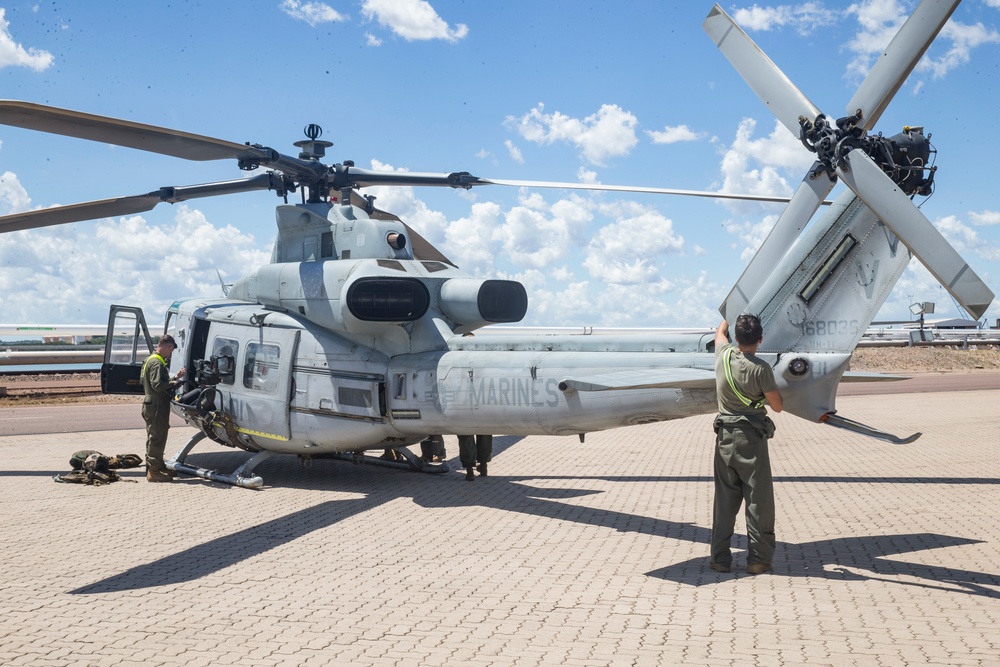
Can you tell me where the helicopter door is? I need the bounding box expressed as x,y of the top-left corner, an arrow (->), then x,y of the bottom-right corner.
100,305 -> 154,394
231,328 -> 300,442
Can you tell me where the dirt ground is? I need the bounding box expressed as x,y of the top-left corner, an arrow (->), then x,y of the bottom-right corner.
848,346 -> 1000,372
1,346 -> 997,407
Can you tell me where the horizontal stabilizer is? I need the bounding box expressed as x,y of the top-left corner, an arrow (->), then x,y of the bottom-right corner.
840,371 -> 911,383
823,413 -> 921,444
559,368 -> 715,392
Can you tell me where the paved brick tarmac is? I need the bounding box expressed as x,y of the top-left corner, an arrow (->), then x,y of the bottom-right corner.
1,388 -> 998,666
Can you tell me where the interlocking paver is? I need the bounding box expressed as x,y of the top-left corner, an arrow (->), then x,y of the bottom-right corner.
1,386 -> 998,666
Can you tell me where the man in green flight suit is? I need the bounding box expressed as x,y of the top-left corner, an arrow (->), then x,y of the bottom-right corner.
710,315 -> 783,575
141,335 -> 186,483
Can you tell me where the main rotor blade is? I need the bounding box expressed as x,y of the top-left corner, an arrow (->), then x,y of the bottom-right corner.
337,166 -> 480,190
0,195 -> 160,233
0,174 -> 277,234
847,0 -> 960,130
703,4 -> 820,138
477,178 -> 829,205
837,148 -> 994,319
0,100 -> 270,162
720,165 -> 836,320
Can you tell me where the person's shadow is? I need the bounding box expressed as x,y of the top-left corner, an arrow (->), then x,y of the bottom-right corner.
70,436 -> 1000,599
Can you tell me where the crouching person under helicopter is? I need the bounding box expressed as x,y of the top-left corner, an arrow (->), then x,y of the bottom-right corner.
141,335 -> 186,483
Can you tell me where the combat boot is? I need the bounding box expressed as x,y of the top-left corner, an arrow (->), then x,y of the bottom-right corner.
465,466 -> 475,481
146,468 -> 173,483
477,462 -> 488,477
746,562 -> 772,575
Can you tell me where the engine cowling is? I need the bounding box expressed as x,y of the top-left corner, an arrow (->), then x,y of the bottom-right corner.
438,278 -> 528,329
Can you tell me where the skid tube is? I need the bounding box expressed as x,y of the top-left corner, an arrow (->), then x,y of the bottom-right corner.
320,445 -> 451,474
166,431 -> 273,489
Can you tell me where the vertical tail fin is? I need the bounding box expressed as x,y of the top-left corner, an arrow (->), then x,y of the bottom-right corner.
747,190 -> 910,355
735,190 -> 913,426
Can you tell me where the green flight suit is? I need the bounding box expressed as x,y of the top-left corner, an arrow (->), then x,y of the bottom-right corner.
458,434 -> 492,467
711,343 -> 778,568
141,353 -> 175,473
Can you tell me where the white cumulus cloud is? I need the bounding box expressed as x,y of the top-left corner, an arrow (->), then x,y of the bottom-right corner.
361,0 -> 469,42
279,0 -> 346,26
732,2 -> 835,35
505,103 -> 639,166
646,124 -> 703,145
582,202 -> 684,285
969,210 -> 1000,227
845,0 -> 1000,87
0,8 -> 54,70
716,118 -> 810,208
0,171 -> 32,213
504,140 -> 524,164
0,205 -> 270,323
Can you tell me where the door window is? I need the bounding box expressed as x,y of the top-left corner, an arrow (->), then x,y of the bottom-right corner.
243,343 -> 281,394
211,337 -> 239,386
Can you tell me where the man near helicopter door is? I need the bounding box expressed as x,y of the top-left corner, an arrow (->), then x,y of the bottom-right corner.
141,335 -> 186,483
710,315 -> 783,575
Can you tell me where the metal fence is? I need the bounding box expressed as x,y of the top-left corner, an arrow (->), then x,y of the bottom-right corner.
859,329 -> 1000,348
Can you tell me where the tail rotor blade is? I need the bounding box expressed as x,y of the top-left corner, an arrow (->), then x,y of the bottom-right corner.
847,0 -> 960,130
720,166 -> 836,319
702,4 -> 820,137
837,148 -> 994,319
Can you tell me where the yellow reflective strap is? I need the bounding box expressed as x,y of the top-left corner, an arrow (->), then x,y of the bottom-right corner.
724,347 -> 764,409
235,426 -> 290,441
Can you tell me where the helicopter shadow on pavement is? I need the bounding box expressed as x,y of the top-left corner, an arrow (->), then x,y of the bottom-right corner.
70,436 -> 704,595
70,438 -> 1000,598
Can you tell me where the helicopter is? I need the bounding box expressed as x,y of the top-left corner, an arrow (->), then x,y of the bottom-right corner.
0,1 -> 992,489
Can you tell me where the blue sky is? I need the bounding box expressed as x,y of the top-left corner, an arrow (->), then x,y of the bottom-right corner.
1,0 -> 999,329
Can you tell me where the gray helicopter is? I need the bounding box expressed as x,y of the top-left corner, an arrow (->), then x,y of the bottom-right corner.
0,0 -> 992,488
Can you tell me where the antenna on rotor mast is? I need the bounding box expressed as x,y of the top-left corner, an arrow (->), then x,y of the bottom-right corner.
294,124 -> 334,203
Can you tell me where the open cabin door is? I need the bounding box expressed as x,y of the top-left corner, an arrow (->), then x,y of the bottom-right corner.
101,305 -> 154,394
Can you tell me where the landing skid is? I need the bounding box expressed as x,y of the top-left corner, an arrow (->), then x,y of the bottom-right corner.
166,433 -> 449,489
166,431 -> 272,489
322,446 -> 451,474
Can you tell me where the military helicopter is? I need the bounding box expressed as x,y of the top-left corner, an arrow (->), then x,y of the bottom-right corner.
0,1 -> 992,489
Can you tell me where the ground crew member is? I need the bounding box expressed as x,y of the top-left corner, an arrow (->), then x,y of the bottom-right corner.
710,315 -> 783,575
141,335 -> 186,483
458,435 -> 492,481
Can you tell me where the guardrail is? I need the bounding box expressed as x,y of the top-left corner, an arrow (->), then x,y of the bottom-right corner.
858,330 -> 1000,348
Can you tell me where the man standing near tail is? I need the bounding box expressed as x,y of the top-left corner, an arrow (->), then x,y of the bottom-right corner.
710,315 -> 783,575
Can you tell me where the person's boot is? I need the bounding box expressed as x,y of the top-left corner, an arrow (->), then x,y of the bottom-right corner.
465,466 -> 475,481
477,462 -> 488,477
146,468 -> 173,483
